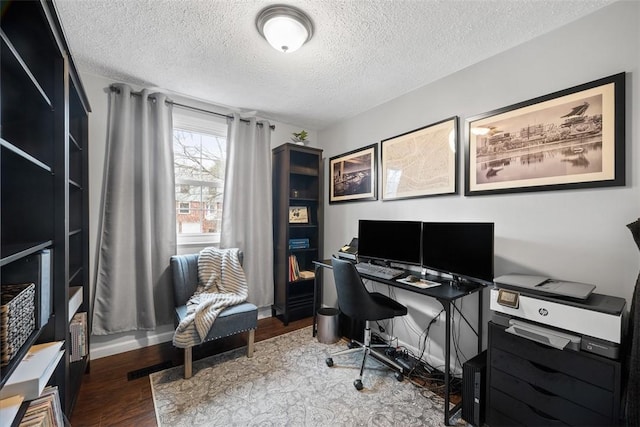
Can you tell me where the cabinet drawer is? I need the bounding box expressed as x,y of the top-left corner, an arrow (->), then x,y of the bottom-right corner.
491,368 -> 611,425
491,347 -> 613,416
489,322 -> 616,390
488,407 -> 525,427
490,388 -> 567,426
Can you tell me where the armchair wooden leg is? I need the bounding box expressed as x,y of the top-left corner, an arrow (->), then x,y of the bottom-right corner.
184,346 -> 193,379
247,329 -> 255,358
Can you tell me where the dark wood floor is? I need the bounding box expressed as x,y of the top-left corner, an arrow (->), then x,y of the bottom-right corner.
70,316 -> 313,427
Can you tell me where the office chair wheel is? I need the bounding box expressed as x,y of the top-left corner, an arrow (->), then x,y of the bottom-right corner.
325,358 -> 334,367
353,379 -> 363,391
394,372 -> 404,382
347,340 -> 358,349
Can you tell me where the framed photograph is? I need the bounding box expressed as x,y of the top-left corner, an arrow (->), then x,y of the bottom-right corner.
329,144 -> 377,203
381,116 -> 458,200
465,72 -> 625,196
288,206 -> 309,224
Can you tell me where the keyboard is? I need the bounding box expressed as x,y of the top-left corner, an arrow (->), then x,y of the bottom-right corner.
354,262 -> 404,280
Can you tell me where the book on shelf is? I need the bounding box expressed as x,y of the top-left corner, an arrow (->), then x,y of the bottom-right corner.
38,249 -> 51,329
0,395 -> 25,427
70,312 -> 87,362
288,255 -> 300,281
19,385 -> 63,427
18,411 -> 47,427
42,386 -> 64,427
288,238 -> 310,249
0,341 -> 64,400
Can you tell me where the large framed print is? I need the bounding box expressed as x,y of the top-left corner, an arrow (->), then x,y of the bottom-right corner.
465,72 -> 625,196
381,117 -> 458,200
329,144 -> 377,203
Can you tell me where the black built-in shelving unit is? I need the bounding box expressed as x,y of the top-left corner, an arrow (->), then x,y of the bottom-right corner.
1,0 -> 91,423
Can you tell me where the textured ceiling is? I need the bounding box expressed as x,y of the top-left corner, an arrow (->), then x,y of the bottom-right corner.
54,0 -> 612,130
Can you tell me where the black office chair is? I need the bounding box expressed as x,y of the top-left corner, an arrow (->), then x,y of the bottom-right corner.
325,257 -> 408,390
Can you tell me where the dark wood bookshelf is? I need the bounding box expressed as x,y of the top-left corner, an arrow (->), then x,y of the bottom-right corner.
1,0 -> 91,423
272,144 -> 323,325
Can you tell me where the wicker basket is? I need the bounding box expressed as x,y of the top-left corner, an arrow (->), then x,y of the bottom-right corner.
1,283 -> 36,367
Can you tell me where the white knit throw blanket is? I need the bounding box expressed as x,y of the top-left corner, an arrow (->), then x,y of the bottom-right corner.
172,247 -> 248,348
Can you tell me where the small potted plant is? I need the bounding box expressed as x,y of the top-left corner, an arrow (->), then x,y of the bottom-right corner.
291,130 -> 309,145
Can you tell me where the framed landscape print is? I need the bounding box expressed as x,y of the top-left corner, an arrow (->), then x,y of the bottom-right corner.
465,72 -> 625,196
329,144 -> 377,203
381,117 -> 458,200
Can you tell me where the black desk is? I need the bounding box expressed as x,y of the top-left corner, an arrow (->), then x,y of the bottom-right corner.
312,258 -> 484,426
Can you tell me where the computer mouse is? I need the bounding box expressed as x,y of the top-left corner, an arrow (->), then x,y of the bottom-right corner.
406,275 -> 419,282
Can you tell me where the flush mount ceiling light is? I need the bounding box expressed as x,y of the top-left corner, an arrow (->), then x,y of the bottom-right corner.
256,4 -> 314,53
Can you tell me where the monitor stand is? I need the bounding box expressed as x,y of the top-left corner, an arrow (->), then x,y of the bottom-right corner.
369,259 -> 391,268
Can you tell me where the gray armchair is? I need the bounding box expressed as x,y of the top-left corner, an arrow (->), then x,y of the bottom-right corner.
170,252 -> 258,378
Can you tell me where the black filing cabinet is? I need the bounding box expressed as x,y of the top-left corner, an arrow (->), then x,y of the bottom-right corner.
487,321 -> 621,426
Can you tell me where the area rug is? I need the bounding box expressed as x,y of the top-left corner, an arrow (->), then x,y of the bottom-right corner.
150,327 -> 464,426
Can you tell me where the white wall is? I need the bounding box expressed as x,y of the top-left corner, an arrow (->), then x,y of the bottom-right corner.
318,1 -> 640,373
81,72 -> 316,358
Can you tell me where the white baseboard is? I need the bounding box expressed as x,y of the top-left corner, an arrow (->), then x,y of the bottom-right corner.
90,306 -> 274,360
90,325 -> 176,360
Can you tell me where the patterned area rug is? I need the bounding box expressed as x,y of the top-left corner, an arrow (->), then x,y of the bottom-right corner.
150,327 -> 464,426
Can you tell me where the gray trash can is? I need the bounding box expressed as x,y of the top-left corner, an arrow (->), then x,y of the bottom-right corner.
317,307 -> 340,344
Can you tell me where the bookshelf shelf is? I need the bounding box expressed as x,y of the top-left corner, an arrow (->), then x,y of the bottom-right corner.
68,287 -> 83,322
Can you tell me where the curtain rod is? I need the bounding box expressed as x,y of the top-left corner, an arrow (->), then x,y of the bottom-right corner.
109,85 -> 275,130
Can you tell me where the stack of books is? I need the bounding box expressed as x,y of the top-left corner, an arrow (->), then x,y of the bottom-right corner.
19,386 -> 64,426
69,312 -> 87,362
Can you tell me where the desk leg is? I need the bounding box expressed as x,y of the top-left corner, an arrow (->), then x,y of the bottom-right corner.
443,300 -> 463,426
444,302 -> 451,425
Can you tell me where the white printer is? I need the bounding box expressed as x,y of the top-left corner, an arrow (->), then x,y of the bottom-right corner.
490,274 -> 626,359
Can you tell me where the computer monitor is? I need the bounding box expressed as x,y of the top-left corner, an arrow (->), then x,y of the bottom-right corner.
421,222 -> 494,286
357,219 -> 422,266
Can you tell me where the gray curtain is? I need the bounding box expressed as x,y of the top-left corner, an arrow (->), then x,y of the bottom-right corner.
92,83 -> 176,334
221,113 -> 274,308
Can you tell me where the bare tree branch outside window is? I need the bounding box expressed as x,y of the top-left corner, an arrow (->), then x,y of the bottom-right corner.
173,129 -> 226,235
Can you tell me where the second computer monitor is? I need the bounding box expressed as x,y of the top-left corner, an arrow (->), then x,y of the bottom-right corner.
358,219 -> 422,266
422,222 -> 494,285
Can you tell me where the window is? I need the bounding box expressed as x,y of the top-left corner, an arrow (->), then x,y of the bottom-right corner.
173,110 -> 227,245
178,202 -> 190,214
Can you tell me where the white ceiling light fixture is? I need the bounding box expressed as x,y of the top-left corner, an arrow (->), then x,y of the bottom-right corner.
256,4 -> 314,53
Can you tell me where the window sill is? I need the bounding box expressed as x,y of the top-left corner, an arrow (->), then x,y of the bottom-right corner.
177,233 -> 220,248
177,241 -> 219,249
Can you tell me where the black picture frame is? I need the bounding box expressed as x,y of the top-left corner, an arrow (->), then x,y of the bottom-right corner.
329,144 -> 378,203
381,116 -> 458,200
465,72 -> 625,196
